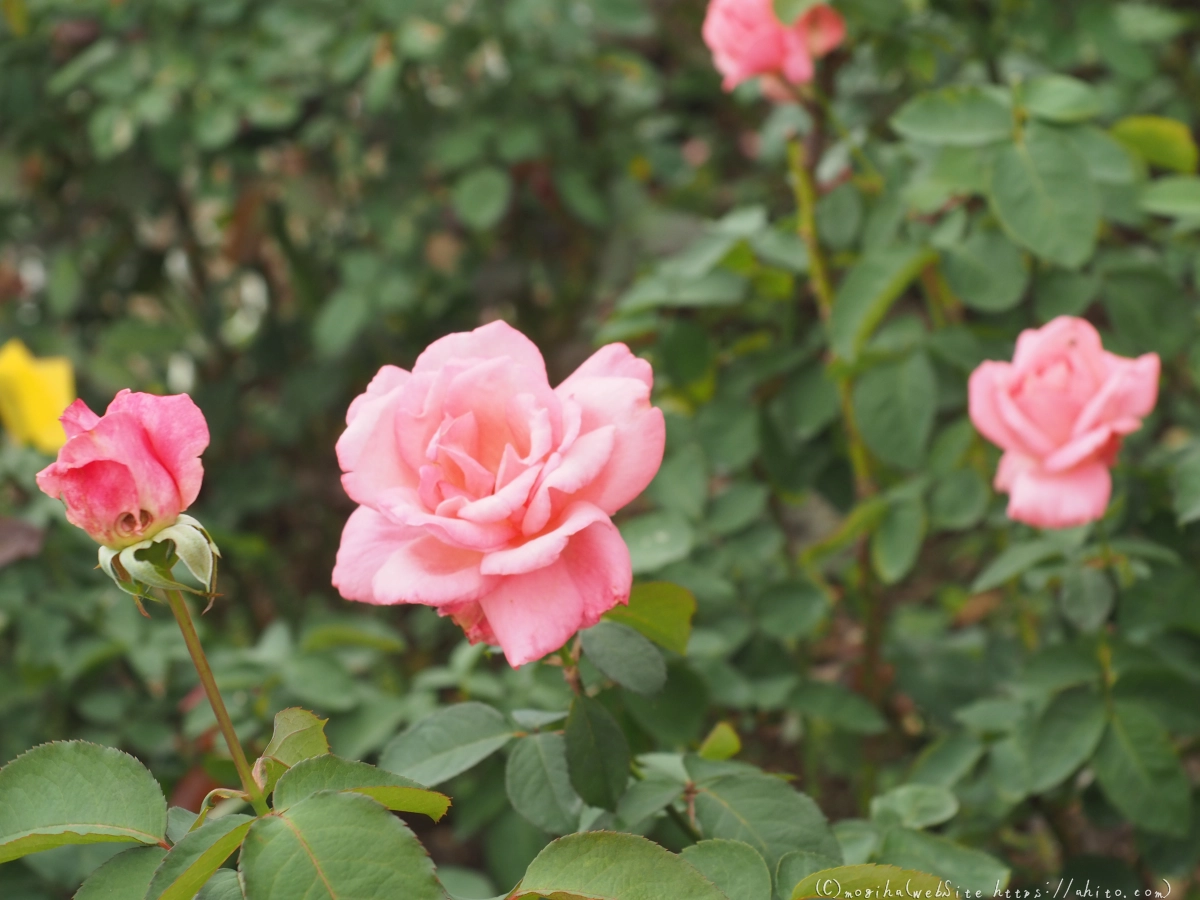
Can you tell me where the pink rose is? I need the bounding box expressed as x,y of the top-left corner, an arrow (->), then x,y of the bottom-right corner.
36,390 -> 209,549
333,321 -> 666,667
702,0 -> 846,92
968,317 -> 1159,529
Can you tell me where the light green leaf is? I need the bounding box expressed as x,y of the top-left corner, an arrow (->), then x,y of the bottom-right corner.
1022,75 -> 1101,123
698,723 -> 742,762
987,123 -> 1100,268
0,742 -> 167,864
1066,126 -> 1139,185
617,777 -> 684,828
565,695 -> 630,812
940,229 -> 1029,312
1141,176 -> 1200,219
239,791 -> 445,900
253,708 -> 330,797
452,166 -> 513,231
272,755 -> 451,820
854,353 -> 937,471
580,622 -> 667,696
604,582 -> 696,656
505,734 -> 583,836
195,869 -> 244,900
75,847 -> 166,900
680,840 -> 771,900
692,774 -> 841,869
929,469 -> 988,532
145,815 -> 253,900
312,289 -> 371,360
1028,687 -> 1107,793
511,831 -> 731,900
1111,115 -> 1198,174
790,864 -> 948,900
1059,567 -> 1115,633
876,828 -> 1009,895
776,851 -> 842,898
891,87 -> 1012,147
971,540 -> 1063,592
1092,702 -> 1191,837
379,702 -> 514,787
829,246 -> 935,362
870,786 -> 958,830
792,682 -> 886,735
871,496 -> 927,585
619,512 -> 695,575
1171,446 -> 1200,525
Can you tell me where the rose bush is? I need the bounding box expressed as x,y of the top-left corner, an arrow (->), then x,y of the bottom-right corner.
968,317 -> 1160,529
333,321 -> 665,666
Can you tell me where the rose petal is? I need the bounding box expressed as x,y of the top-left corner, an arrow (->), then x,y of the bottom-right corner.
483,501 -> 612,576
1006,461 -> 1112,529
54,460 -> 140,546
799,4 -> 846,57
60,398 -> 101,438
332,506 -> 416,603
969,362 -> 1026,454
1073,353 -> 1160,437
476,518 -> 632,666
371,535 -> 490,606
1044,426 -> 1121,474
521,427 -> 616,536
1012,316 -> 1105,372
413,320 -> 547,380
107,390 -> 210,507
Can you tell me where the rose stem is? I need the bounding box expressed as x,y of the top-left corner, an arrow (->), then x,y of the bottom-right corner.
164,588 -> 270,816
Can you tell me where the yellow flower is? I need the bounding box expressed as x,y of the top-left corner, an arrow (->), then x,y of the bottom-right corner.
0,339 -> 75,454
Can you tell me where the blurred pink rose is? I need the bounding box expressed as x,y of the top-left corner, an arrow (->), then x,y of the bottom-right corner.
36,390 -> 209,548
333,321 -> 666,667
702,0 -> 845,92
968,317 -> 1159,529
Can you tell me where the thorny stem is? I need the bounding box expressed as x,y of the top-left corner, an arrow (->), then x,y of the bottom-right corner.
164,589 -> 270,816
787,132 -> 885,811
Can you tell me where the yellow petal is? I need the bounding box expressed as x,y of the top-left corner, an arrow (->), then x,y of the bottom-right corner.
0,338 -> 75,453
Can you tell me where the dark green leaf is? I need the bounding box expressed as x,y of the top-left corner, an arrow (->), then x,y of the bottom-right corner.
830,247 -> 935,361
379,702 -> 514,787
272,755 -> 451,820
891,87 -> 1012,147
1059,567 -> 1115,633
505,734 -> 582,836
680,840 -> 771,900
1028,687 -> 1107,793
565,695 -> 630,812
871,495 -> 927,585
941,229 -> 1028,312
1093,702 -> 1191,837
854,353 -> 937,471
580,622 -> 667,696
876,828 -> 1009,895
74,847 -> 165,900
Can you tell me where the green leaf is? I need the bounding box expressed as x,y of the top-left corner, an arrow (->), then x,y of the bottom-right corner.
648,444 -> 709,519
908,734 -> 985,788
452,166 -> 513,231
698,723 -> 742,762
75,847 -> 166,900
604,582 -> 696,655
876,828 -> 1009,895
829,246 -> 936,362
1059,567 -> 1115,633
1171,446 -> 1200,526
854,353 -> 937,471
272,755 -> 451,820
379,702 -> 514,787
616,777 -> 684,828
565,695 -> 630,812
871,495 -> 927,585
145,815 -> 253,900
891,87 -> 1012,147
757,581 -> 830,641
312,289 -> 371,360
692,773 -> 841,869
0,742 -> 167,864
1022,75 -> 1101,123
195,869 -> 243,900
870,786 -> 958,830
940,229 -> 1029,312
624,662 -> 710,747
619,512 -> 696,574
791,864 -> 947,900
580,622 -> 667,696
987,123 -> 1100,268
1027,687 -> 1107,793
505,734 -> 583,836
1092,702 -> 1191,837
971,540 -> 1063,593
511,831 -> 731,900
1141,176 -> 1200,219
929,469 -> 988,532
776,852 -> 841,898
1066,126 -> 1139,185
792,682 -> 886,735
239,791 -> 445,900
618,271 -> 748,312
680,840 -> 771,900
816,183 -> 863,252
1111,115 -> 1198,174
252,708 -> 330,796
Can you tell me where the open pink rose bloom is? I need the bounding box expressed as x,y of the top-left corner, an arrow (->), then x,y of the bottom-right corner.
702,0 -> 845,91
36,390 -> 210,549
968,317 -> 1159,529
333,321 -> 666,667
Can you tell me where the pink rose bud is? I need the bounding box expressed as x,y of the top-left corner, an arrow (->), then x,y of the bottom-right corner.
36,389 -> 210,549
702,0 -> 846,92
333,321 -> 666,667
968,317 -> 1160,529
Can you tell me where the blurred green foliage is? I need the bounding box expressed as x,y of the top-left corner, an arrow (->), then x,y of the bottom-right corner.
4,0 -> 1200,897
